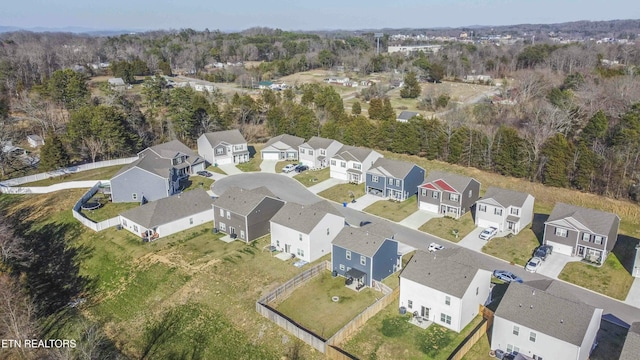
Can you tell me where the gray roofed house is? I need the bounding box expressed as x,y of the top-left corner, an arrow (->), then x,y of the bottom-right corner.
110,140 -> 206,203
270,200 -> 345,263
475,187 -> 535,234
366,158 -> 425,201
298,136 -> 343,169
543,203 -> 620,263
213,186 -> 285,242
399,249 -> 492,332
396,110 -> 420,123
108,77 -> 126,87
118,188 -> 214,241
331,223 -> 399,288
330,145 -> 383,184
261,134 -> 305,161
417,171 -> 480,219
197,129 -> 249,165
620,322 -> 640,360
491,281 -> 602,360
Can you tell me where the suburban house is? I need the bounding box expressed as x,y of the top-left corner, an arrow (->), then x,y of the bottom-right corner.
399,249 -> 491,332
329,145 -> 383,184
118,188 -> 214,242
417,171 -> 480,219
298,136 -> 343,169
260,134 -> 305,161
491,280 -> 602,360
365,158 -> 425,201
543,203 -> 620,263
213,186 -> 285,242
270,200 -> 344,263
197,129 -> 249,165
475,187 -> 534,234
331,223 -> 400,290
110,140 -> 206,203
26,134 -> 45,148
620,322 -> 640,360
396,110 -> 420,123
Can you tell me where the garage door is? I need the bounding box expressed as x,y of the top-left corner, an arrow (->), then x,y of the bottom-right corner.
419,202 -> 438,213
547,241 -> 573,256
477,218 -> 501,231
262,151 -> 279,160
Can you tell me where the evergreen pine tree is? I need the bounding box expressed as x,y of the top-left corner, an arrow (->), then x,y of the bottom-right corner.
400,71 -> 422,98
40,132 -> 70,171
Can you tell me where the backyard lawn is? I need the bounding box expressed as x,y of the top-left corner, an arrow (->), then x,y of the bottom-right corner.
317,183 -> 365,204
364,196 -> 418,222
482,228 -> 541,266
236,144 -> 263,172
22,165 -> 125,186
81,198 -> 139,222
275,271 -> 380,339
294,167 -> 330,187
419,212 -> 476,243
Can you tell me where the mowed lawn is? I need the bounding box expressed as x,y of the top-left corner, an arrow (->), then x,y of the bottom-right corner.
364,196 -> 418,222
22,165 -> 125,186
483,228 -> 541,266
236,143 -> 264,172
294,167 -> 330,187
318,183 -> 365,204
275,271 -> 380,339
419,212 -> 476,243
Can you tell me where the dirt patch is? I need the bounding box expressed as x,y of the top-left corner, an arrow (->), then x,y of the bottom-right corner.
135,252 -> 221,276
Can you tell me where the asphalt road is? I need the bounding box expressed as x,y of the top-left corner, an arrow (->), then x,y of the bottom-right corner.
213,173 -> 640,325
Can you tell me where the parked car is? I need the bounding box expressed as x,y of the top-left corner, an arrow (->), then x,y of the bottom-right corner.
534,245 -> 553,261
295,164 -> 309,173
428,242 -> 444,252
196,170 -> 213,177
479,226 -> 498,240
525,257 -> 543,273
282,164 -> 297,173
492,270 -> 523,283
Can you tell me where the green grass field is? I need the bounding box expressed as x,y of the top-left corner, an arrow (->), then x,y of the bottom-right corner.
419,212 -> 476,243
483,229 -> 541,266
294,167 -> 330,187
318,183 -> 365,204
364,196 -> 418,222
22,165 -> 124,186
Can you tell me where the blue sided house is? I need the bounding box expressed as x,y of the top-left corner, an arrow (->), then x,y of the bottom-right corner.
365,158 -> 425,201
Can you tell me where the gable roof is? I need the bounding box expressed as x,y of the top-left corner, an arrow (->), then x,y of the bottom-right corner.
546,203 -> 619,236
620,322 -> 640,360
420,171 -> 477,193
478,187 -> 531,208
213,186 -> 279,216
368,158 -> 421,180
300,136 -> 340,150
495,281 -> 600,346
200,129 -> 247,147
332,145 -> 378,163
271,200 -> 343,234
332,223 -> 395,257
115,140 -> 203,178
397,111 -> 420,120
263,134 -> 305,150
119,188 -> 213,229
108,77 -> 125,86
400,249 -> 486,298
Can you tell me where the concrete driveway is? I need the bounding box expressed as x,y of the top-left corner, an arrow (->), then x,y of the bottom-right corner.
536,253 -> 581,279
307,178 -> 347,194
625,278 -> 640,307
260,160 -> 277,173
217,163 -> 242,175
457,227 -> 486,252
211,173 -> 319,205
398,210 -> 441,230
348,194 -> 383,211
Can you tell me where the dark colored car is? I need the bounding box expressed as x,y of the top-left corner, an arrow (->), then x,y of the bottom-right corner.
295,164 -> 309,173
534,245 -> 553,261
492,270 -> 524,283
197,170 -> 213,177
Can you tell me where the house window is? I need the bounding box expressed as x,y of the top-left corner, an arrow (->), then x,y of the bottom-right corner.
346,250 -> 351,260
440,313 -> 451,325
582,233 -> 590,241
395,179 -> 401,186
468,190 -> 472,198
432,192 -> 439,199
555,228 -> 568,237
512,325 -> 519,336
240,230 -> 245,239
476,287 -> 479,295
360,255 -> 366,265
122,219 -> 128,227
449,193 -> 459,202
506,344 -> 519,353
219,208 -> 224,217
407,300 -> 413,309
445,296 -> 451,305
297,248 -> 304,257
189,218 -> 193,225
226,211 -> 231,219
478,204 -> 486,212
388,178 -> 393,185
529,332 -> 537,342
233,144 -> 244,151
215,147 -> 224,155
276,240 -> 280,247
308,150 -> 314,155
510,207 -> 520,215
132,193 -> 138,201
353,163 -> 361,170
327,228 -> 330,236
299,234 -> 303,241
219,222 -> 226,231
533,355 -> 543,360
331,160 -> 336,166
300,148 -> 305,154
372,175 -> 379,183
494,208 -> 503,216
339,264 -> 345,271
594,235 -> 603,245
421,188 -> 427,196
133,225 -> 138,232
340,161 -> 346,168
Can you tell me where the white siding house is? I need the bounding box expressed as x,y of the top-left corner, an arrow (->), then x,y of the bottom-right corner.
475,187 -> 534,234
298,137 -> 343,169
329,145 -> 383,184
197,129 -> 249,165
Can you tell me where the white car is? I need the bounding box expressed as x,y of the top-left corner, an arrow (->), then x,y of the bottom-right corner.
479,226 -> 498,240
428,242 -> 444,252
282,164 -> 297,173
525,257 -> 543,273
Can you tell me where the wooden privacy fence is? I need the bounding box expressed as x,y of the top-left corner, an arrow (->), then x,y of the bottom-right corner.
447,305 -> 494,360
257,261 -> 331,304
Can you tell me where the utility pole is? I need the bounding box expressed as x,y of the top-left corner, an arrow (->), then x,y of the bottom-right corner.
375,33 -> 383,55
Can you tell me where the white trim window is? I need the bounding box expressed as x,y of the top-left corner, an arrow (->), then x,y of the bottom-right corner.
331,160 -> 336,166
449,193 -> 459,202
555,228 -> 568,237
440,313 -> 451,325
529,332 -> 537,342
594,235 -> 603,245
215,147 -> 224,155
339,264 -> 345,271
494,208 -> 503,216
513,325 -> 519,336
582,233 -> 590,241
372,175 -> 379,183
308,150 -> 314,156
510,207 -> 520,215
407,300 -> 413,309
445,296 -> 451,305
478,204 -> 487,212
360,255 -> 366,265
300,148 -> 305,154
340,161 -> 346,168
421,188 -> 427,196
432,192 -> 439,199
132,193 -> 138,200
346,250 -> 351,260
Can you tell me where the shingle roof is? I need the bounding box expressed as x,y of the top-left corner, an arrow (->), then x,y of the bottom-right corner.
270,200 -> 343,233
495,281 -> 600,346
201,129 -> 247,147
119,188 -> 213,228
397,111 -> 420,120
263,134 -> 305,149
332,223 -> 395,257
400,249 -> 486,298
620,322 -> 640,360
333,145 -> 378,163
115,140 -> 203,178
478,187 -> 531,208
145,140 -> 199,160
213,186 -> 278,216
300,136 -> 339,150
368,158 -> 421,180
546,203 -> 619,236
421,171 -> 477,193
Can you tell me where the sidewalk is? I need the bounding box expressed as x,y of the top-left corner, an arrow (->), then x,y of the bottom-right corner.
307,178 -> 347,194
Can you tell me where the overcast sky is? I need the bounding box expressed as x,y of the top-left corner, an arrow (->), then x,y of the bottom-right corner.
2,0 -> 638,31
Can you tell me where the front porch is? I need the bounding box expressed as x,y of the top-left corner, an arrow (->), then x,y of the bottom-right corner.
440,204 -> 461,219
577,245 -> 604,265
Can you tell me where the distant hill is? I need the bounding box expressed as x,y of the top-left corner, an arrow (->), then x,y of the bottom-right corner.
0,25 -> 143,36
